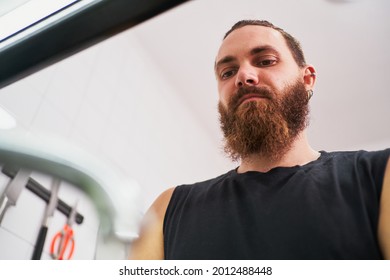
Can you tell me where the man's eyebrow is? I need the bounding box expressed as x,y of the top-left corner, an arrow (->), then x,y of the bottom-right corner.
215,55 -> 236,71
215,45 -> 279,71
250,45 -> 279,56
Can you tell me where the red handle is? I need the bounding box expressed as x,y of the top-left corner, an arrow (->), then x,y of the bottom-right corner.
50,225 -> 75,260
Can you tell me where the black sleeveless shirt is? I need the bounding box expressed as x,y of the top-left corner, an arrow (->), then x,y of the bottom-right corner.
163,149 -> 390,259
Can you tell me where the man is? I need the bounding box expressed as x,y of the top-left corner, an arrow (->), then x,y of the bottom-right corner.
129,20 -> 390,259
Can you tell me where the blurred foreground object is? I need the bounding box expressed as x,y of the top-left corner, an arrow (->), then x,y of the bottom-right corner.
0,131 -> 141,245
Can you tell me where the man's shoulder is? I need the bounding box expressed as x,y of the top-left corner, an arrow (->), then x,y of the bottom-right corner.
173,169 -> 236,195
180,169 -> 234,187
322,148 -> 390,160
319,149 -> 390,178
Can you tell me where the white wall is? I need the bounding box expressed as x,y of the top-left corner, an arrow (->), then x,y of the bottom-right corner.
0,26 -> 232,259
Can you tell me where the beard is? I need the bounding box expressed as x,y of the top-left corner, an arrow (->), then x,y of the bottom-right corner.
218,79 -> 309,162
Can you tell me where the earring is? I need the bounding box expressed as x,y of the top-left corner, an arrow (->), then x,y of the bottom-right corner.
307,89 -> 313,101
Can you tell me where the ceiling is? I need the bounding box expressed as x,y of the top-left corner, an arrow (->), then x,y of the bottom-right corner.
130,0 -> 390,152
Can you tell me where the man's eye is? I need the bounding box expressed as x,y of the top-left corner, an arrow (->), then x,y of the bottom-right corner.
220,69 -> 236,80
257,59 -> 277,67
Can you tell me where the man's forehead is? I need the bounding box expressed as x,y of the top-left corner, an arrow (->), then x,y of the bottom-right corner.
216,25 -> 287,60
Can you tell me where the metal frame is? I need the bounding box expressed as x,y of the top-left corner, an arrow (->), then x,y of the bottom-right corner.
0,0 -> 189,89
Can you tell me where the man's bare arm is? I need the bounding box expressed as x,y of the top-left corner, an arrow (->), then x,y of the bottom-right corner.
128,187 -> 175,260
378,157 -> 390,259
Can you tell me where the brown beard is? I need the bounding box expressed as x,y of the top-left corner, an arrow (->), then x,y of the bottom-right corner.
218,80 -> 309,162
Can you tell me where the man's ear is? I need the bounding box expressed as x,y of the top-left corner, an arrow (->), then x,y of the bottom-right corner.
303,65 -> 316,90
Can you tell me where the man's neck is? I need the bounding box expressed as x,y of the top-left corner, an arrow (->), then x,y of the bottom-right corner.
237,132 -> 320,173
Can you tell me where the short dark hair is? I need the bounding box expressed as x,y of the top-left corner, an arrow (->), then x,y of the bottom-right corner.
224,20 -> 306,68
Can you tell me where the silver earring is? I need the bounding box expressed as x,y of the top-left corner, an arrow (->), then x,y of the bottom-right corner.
307,89 -> 313,101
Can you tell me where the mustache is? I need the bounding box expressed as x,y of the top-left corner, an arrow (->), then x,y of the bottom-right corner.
229,86 -> 273,112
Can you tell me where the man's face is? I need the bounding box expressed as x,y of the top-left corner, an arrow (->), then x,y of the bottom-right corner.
215,25 -> 305,109
215,25 -> 312,161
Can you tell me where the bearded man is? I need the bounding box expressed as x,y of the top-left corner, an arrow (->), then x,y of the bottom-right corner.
129,20 -> 390,260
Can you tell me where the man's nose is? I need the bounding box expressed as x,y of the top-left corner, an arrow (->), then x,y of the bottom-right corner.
235,67 -> 259,87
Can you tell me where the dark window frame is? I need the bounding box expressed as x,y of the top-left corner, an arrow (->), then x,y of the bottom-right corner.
0,0 -> 189,89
